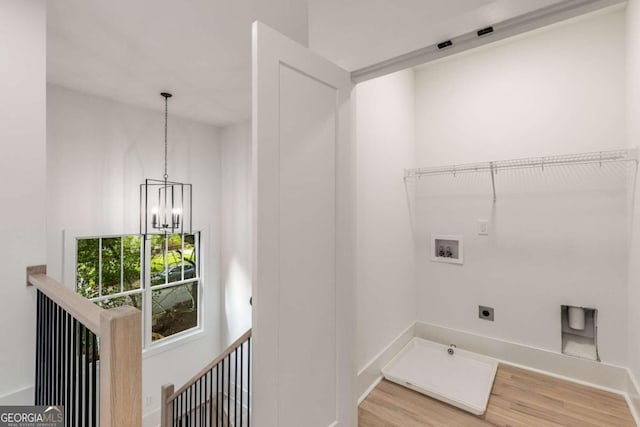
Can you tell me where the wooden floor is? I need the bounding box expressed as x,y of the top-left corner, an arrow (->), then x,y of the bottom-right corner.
359,364 -> 636,427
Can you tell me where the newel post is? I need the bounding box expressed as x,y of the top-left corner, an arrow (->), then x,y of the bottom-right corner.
161,384 -> 175,427
99,306 -> 142,427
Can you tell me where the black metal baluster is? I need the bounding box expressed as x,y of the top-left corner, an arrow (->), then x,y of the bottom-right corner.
66,312 -> 72,424
77,324 -> 84,424
34,291 -> 41,404
59,306 -> 64,406
209,370 -> 214,426
84,326 -> 90,427
61,312 -> 65,411
91,332 -> 97,427
37,291 -> 42,404
42,295 -> 45,404
216,363 -> 220,427
234,349 -> 238,427
53,302 -> 57,405
210,370 -> 214,425
57,305 -> 63,406
46,294 -> 50,405
202,377 -> 206,427
71,318 -> 77,427
227,354 -> 230,426
247,337 -> 251,427
51,301 -> 56,405
41,294 -> 45,406
49,296 -> 54,405
43,296 -> 49,405
40,291 -> 44,405
61,310 -> 67,411
203,373 -> 207,426
35,291 -> 40,404
240,343 -> 243,427
222,358 -> 226,425
202,377 -> 205,426
53,304 -> 57,406
197,379 -> 201,426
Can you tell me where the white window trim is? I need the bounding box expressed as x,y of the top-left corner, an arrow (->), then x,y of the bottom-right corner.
63,229 -> 206,352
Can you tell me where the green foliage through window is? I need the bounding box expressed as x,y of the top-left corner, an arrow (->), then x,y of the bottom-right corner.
76,233 -> 200,346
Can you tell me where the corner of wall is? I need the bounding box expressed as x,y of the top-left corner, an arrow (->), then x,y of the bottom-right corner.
354,69 -> 418,371
0,0 -> 47,399
220,121 -> 253,348
627,0 -> 640,386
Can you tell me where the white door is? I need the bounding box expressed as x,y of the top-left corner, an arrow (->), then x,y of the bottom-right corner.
251,22 -> 356,427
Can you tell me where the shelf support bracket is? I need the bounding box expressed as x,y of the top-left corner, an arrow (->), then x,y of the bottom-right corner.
490,161 -> 496,203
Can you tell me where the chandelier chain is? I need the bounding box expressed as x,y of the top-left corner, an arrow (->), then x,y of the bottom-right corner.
163,95 -> 169,181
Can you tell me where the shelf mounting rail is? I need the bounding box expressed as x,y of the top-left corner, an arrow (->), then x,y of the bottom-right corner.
404,148 -> 638,202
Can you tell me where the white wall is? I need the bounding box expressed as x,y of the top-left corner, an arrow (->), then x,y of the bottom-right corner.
355,70 -> 417,370
0,0 -> 46,403
627,0 -> 640,385
220,122 -> 253,347
46,85 -> 223,422
413,9 -> 629,365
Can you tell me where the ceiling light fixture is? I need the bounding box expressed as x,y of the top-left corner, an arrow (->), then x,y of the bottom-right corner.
140,92 -> 192,235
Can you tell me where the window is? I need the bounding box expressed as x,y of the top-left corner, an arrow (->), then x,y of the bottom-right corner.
75,233 -> 201,348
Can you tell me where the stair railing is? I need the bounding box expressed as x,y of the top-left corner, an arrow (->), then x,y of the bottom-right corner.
161,329 -> 252,427
27,265 -> 142,426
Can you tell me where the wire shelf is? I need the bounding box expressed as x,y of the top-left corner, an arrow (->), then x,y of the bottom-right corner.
405,149 -> 638,179
404,148 -> 638,201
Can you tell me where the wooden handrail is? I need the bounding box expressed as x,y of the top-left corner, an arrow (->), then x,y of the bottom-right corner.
27,266 -> 142,427
28,272 -> 103,334
168,328 -> 252,400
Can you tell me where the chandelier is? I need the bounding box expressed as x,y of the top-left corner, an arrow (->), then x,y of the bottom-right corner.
140,92 -> 192,235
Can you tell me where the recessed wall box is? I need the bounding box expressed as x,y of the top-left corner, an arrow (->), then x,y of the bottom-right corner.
431,235 -> 463,265
561,305 -> 598,361
479,306 -> 494,321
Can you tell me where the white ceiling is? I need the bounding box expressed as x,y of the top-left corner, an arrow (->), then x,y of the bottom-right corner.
308,0 -> 566,71
47,0 -> 308,127
48,0 -> 570,127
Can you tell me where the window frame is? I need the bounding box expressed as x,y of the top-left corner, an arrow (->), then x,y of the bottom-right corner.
68,230 -> 204,352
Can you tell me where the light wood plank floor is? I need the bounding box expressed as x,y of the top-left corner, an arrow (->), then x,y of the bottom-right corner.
359,364 -> 636,427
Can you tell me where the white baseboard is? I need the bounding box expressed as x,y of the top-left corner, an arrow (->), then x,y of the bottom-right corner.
0,386 -> 33,405
415,321 -> 630,393
143,408 -> 161,427
627,369 -> 640,425
357,322 -> 414,403
356,320 -> 640,426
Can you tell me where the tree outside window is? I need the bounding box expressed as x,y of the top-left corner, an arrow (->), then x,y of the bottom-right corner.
76,233 -> 201,346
